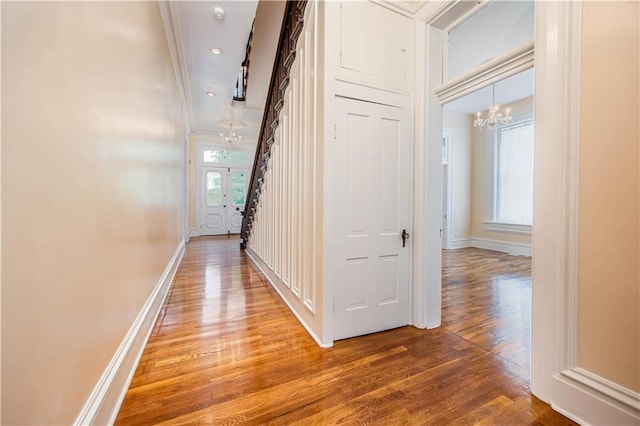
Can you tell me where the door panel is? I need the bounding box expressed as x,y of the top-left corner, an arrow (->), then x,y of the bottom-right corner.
379,254 -> 400,304
202,168 -> 227,235
228,168 -> 248,234
333,97 -> 411,341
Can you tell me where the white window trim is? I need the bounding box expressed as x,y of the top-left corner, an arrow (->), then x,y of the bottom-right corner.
484,221 -> 532,235
485,112 -> 534,234
197,142 -> 254,168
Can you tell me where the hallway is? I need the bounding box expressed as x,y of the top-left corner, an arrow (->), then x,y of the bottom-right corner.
116,237 -> 573,424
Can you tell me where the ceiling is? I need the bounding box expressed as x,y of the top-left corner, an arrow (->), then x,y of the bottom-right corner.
170,1 -> 533,138
171,1 -> 285,143
444,68 -> 535,114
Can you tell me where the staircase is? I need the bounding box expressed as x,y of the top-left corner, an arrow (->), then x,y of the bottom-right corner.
240,0 -> 308,249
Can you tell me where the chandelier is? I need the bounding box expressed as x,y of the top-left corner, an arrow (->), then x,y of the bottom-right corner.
216,119 -> 246,143
473,85 -> 513,129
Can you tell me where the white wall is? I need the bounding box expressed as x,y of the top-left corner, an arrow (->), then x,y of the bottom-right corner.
443,111 -> 472,246
2,2 -> 186,423
442,97 -> 533,255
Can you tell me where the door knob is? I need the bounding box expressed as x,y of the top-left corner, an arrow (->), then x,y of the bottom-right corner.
401,229 -> 410,248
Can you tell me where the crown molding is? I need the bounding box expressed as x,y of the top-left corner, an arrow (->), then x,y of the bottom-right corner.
158,1 -> 195,134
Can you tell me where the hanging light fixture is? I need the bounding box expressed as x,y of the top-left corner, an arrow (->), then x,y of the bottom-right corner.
220,123 -> 243,143
216,119 -> 246,143
473,85 -> 513,129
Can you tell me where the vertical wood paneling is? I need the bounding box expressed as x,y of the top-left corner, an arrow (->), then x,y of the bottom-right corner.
283,105 -> 290,287
305,7 -> 317,313
273,143 -> 280,277
291,71 -> 303,298
246,2 -> 318,332
302,27 -> 313,310
297,49 -> 306,301
266,170 -> 272,268
276,126 -> 283,278
291,71 -> 300,297
269,168 -> 274,268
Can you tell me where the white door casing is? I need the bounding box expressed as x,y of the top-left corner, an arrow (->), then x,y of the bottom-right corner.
442,131 -> 452,249
200,166 -> 249,236
333,97 -> 411,341
201,167 -> 227,236
195,142 -> 253,237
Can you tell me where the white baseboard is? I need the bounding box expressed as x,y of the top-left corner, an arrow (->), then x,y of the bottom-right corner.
245,247 -> 332,348
189,228 -> 200,238
470,237 -> 532,256
552,368 -> 640,425
445,238 -> 471,249
74,240 -> 185,426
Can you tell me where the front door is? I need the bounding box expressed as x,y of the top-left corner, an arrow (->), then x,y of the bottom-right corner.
201,166 -> 250,236
202,167 -> 227,235
333,97 -> 412,340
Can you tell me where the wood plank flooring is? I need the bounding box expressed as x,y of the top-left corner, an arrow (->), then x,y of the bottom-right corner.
442,248 -> 532,375
115,238 -> 575,425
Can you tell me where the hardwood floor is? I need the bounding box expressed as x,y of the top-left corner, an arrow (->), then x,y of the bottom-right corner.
115,238 -> 575,425
442,248 -> 532,375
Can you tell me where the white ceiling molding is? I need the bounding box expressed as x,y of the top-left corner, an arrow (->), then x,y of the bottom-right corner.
373,0 -> 428,17
417,0 -> 480,28
435,41 -> 534,105
443,68 -> 534,114
166,2 -> 196,133
157,1 -> 192,134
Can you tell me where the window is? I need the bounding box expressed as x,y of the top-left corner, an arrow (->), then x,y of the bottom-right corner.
206,171 -> 222,206
231,171 -> 247,206
486,118 -> 534,234
447,1 -> 534,81
203,149 -> 250,165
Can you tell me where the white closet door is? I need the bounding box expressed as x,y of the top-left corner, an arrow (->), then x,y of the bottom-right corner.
333,97 -> 412,340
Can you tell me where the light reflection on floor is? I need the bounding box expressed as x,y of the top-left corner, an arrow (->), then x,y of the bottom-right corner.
443,248 -> 532,377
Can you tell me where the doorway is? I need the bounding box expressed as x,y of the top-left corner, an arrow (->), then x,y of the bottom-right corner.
197,144 -> 252,236
440,67 -> 535,376
201,167 -> 249,236
417,0 -> 585,415
332,97 -> 412,341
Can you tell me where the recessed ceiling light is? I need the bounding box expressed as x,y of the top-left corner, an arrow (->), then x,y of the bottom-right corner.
213,6 -> 225,20
206,92 -> 216,97
210,47 -> 223,55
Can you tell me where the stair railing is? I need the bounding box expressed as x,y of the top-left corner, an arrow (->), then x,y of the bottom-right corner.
241,0 -> 307,249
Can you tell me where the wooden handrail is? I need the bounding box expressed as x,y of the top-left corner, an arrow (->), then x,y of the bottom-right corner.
241,0 -> 307,249
234,20 -> 253,102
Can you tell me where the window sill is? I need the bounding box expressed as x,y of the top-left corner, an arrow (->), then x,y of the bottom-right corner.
484,221 -> 532,235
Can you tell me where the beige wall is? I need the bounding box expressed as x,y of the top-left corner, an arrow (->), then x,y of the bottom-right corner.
2,2 -> 186,424
578,1 -> 640,392
443,111 -> 471,242
470,96 -> 533,244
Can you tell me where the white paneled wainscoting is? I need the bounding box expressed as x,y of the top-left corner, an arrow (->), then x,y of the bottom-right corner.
246,2 -> 325,345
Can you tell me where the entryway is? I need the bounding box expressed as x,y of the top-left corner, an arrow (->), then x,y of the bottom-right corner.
197,144 -> 252,236
201,167 -> 248,235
